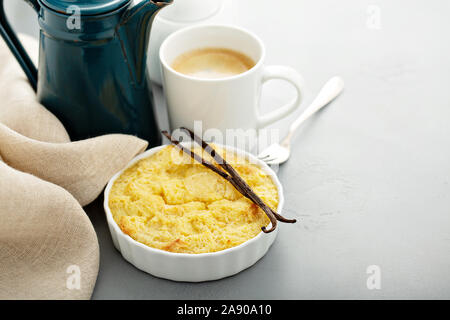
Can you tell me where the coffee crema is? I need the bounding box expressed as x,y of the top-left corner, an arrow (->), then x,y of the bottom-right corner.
171,47 -> 256,79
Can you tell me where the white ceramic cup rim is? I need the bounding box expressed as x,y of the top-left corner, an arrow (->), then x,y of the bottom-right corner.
104,143 -> 284,259
159,24 -> 266,83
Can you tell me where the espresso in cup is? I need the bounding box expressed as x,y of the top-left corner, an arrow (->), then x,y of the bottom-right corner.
160,25 -> 304,135
171,48 -> 256,79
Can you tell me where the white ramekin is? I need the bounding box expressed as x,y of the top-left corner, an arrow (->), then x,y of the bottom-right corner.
103,144 -> 284,282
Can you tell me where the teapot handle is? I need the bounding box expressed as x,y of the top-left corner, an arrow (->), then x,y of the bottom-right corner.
0,0 -> 39,91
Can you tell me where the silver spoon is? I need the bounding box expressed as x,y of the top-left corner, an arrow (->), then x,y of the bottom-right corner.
258,76 -> 344,165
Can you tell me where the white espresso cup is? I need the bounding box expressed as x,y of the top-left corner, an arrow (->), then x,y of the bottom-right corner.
160,25 -> 304,135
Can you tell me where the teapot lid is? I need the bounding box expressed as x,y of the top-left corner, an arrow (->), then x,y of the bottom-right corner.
41,0 -> 131,15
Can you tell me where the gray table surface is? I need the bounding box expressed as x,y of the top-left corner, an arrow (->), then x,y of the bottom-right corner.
89,0 -> 450,299
8,0 -> 450,299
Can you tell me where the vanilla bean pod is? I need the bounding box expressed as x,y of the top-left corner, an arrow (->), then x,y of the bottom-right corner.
162,131 -> 251,198
162,129 -> 297,233
181,127 -> 296,227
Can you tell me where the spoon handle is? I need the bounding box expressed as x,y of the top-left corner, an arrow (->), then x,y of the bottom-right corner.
290,76 -> 344,133
281,76 -> 344,146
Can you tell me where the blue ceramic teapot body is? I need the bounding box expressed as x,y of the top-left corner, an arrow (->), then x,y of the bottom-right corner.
0,0 -> 173,145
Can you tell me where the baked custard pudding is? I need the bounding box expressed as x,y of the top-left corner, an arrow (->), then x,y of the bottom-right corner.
109,145 -> 279,254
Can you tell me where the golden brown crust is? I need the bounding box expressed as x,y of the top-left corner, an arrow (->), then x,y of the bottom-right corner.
109,145 -> 278,254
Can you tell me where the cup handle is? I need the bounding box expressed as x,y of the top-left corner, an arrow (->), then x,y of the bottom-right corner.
257,65 -> 304,128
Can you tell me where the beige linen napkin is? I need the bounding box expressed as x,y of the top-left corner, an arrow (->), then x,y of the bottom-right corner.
0,35 -> 148,299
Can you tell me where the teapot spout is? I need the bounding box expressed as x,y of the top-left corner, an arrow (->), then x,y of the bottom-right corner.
118,0 -> 173,85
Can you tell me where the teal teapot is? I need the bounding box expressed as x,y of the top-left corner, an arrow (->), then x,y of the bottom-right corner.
0,0 -> 173,145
